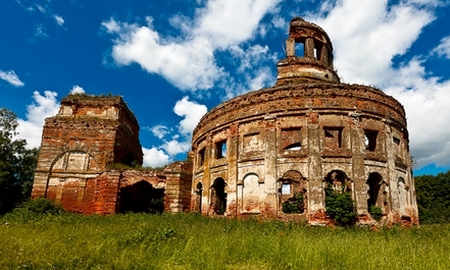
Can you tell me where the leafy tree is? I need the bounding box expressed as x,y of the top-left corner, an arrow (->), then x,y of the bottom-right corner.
415,171 -> 450,224
0,108 -> 38,214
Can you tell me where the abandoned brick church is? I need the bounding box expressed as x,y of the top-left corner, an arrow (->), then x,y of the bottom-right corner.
31,17 -> 419,225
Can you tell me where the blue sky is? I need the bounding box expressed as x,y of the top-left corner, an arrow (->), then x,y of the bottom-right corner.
1,0 -> 450,175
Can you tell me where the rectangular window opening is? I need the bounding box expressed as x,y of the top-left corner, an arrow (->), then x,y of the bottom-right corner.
295,42 -> 305,57
198,148 -> 205,167
393,137 -> 400,146
364,130 -> 378,152
215,140 -> 227,159
314,42 -> 322,61
282,183 -> 291,195
281,128 -> 302,151
324,127 -> 343,148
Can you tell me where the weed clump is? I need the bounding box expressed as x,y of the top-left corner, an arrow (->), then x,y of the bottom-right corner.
369,205 -> 383,221
282,193 -> 305,214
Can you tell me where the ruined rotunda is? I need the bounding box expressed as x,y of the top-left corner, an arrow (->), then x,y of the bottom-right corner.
190,17 -> 418,225
32,17 -> 418,225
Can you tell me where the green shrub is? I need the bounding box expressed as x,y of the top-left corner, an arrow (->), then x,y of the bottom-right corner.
282,193 -> 305,214
20,198 -> 65,215
325,192 -> 356,226
2,198 -> 65,223
369,205 -> 383,221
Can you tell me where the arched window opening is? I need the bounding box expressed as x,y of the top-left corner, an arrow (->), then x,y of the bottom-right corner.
367,172 -> 385,220
278,170 -> 306,214
118,180 -> 165,214
367,172 -> 382,209
242,174 -> 261,213
210,178 -> 227,215
398,177 -> 407,216
324,170 -> 356,225
325,170 -> 351,195
195,182 -> 203,213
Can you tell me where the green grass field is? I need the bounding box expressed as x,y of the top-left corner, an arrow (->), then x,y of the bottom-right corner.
1,212 -> 449,269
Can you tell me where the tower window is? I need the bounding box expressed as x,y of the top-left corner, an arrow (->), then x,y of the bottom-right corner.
295,42 -> 305,57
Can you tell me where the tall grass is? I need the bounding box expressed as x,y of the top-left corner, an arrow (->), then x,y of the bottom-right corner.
1,212 -> 449,269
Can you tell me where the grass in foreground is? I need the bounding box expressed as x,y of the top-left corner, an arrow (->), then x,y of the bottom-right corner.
1,212 -> 449,269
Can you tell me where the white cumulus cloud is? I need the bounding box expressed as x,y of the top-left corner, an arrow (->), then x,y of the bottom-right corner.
309,0 -> 450,169
16,90 -> 60,149
174,96 -> 207,135
142,96 -> 207,166
0,70 -> 24,87
69,85 -> 85,94
142,147 -> 170,167
102,0 -> 282,93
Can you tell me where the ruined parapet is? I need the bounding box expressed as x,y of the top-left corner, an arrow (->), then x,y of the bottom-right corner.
191,17 -> 418,226
277,17 -> 340,85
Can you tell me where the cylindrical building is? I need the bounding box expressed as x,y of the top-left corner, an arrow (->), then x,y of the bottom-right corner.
190,17 -> 418,225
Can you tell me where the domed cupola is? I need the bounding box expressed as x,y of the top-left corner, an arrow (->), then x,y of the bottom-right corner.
276,17 -> 340,85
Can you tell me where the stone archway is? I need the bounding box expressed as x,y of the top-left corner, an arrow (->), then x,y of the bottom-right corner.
210,178 -> 227,215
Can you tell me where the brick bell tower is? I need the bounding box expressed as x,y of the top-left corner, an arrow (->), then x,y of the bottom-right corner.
31,94 -> 143,212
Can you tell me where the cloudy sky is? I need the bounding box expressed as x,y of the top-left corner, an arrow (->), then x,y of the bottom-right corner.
1,0 -> 449,175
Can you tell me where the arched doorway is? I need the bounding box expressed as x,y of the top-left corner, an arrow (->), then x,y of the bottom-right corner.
118,180 -> 165,213
210,178 -> 227,215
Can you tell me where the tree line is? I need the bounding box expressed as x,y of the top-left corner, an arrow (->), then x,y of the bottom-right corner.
415,171 -> 450,224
